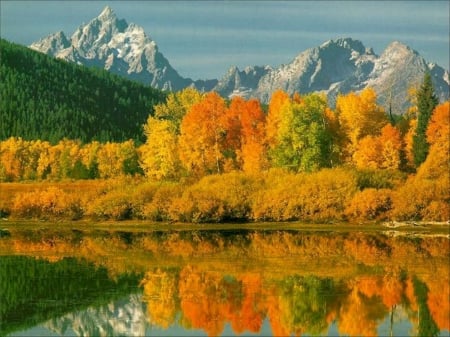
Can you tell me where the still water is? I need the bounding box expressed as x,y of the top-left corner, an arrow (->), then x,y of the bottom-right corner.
1,226 -> 449,336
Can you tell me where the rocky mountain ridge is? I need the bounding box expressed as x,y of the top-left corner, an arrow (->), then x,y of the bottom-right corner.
30,6 -> 449,112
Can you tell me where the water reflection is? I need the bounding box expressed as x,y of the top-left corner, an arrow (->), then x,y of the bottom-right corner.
1,228 -> 449,336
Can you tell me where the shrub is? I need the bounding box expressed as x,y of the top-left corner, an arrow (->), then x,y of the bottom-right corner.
87,189 -> 133,220
391,176 -> 449,221
345,188 -> 393,220
355,169 -> 406,190
141,183 -> 183,221
251,168 -> 358,222
168,172 -> 261,222
11,187 -> 83,219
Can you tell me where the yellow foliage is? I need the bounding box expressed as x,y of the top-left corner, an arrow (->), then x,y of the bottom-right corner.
11,187 -> 82,219
141,269 -> 179,329
168,172 -> 261,222
252,168 -> 357,221
391,176 -> 449,221
336,88 -> 387,160
345,188 -> 393,220
141,117 -> 180,180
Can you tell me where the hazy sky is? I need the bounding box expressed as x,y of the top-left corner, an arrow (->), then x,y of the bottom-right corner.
1,1 -> 449,79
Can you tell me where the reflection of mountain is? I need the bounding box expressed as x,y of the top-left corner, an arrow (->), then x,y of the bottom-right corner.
45,294 -> 146,337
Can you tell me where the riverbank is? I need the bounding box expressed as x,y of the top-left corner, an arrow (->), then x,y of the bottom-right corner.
1,219 -> 449,236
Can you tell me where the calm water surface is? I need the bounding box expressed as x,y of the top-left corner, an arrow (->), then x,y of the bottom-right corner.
1,226 -> 449,336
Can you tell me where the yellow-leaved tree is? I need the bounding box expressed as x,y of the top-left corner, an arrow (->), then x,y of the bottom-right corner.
336,88 -> 387,161
140,116 -> 180,180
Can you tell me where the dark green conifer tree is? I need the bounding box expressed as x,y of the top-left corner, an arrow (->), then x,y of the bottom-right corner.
412,73 -> 438,167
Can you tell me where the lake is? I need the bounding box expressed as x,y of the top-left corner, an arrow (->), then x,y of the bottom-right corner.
1,224 -> 449,336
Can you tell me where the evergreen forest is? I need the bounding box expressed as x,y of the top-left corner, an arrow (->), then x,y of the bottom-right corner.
0,39 -> 166,143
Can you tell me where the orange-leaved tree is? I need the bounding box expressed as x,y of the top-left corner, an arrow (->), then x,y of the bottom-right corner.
179,92 -> 228,176
226,97 -> 267,173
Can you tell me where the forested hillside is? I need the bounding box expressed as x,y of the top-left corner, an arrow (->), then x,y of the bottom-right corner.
0,39 -> 166,143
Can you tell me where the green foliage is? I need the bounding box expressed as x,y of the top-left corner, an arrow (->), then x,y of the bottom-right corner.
412,73 -> 439,167
355,169 -> 407,190
0,39 -> 166,143
412,277 -> 440,337
279,276 -> 336,335
269,94 -> 332,172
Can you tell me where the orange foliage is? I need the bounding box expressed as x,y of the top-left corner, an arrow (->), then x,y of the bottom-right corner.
426,272 -> 450,330
141,269 -> 178,329
426,101 -> 449,146
353,124 -> 402,170
179,92 -> 228,176
338,285 -> 387,337
345,188 -> 393,220
178,266 -> 230,337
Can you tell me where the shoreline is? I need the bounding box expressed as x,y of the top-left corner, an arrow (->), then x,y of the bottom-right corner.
1,219 -> 449,235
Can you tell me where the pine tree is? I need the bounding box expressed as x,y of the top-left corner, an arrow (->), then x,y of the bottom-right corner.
412,73 -> 439,167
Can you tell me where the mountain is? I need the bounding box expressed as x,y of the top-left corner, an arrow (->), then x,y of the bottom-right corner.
219,38 -> 449,111
0,39 -> 166,143
31,7 -> 449,113
30,6 -> 216,92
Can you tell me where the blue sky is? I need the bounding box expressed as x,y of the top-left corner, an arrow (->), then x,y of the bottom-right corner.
1,1 -> 449,79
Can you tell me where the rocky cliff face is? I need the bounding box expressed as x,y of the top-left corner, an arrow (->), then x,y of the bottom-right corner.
31,6 -> 449,112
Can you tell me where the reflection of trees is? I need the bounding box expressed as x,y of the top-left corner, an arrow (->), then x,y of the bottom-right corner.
411,277 -> 439,337
277,275 -> 338,336
141,268 -> 180,329
338,281 -> 388,336
142,266 -> 445,337
178,265 -> 246,337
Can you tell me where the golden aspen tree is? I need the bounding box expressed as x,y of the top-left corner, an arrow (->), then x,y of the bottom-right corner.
0,138 -> 25,181
336,88 -> 387,160
227,97 -> 267,173
265,89 -> 290,149
140,116 -> 180,180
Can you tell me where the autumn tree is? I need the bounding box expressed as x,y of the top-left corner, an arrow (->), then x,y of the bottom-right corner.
226,97 -> 267,173
336,88 -> 387,161
140,117 -> 181,180
353,124 -> 403,170
265,89 -> 290,150
268,93 -> 333,172
412,73 -> 439,167
154,87 -> 204,133
96,140 -> 139,178
415,101 -> 449,181
178,92 -> 228,176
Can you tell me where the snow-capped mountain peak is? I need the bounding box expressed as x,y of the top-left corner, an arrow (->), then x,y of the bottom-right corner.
30,6 -> 199,91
